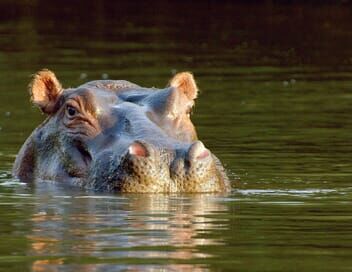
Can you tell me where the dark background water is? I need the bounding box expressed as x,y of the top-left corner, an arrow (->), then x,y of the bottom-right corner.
1,1 -> 352,271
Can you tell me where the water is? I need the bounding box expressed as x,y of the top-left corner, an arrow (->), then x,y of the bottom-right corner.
1,1 -> 352,271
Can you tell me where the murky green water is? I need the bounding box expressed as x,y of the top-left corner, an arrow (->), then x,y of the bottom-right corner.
1,2 -> 352,271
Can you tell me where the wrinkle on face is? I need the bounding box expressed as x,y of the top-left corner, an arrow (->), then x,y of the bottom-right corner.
62,89 -> 120,138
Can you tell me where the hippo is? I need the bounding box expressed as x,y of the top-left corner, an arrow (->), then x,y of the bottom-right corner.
12,70 -> 230,193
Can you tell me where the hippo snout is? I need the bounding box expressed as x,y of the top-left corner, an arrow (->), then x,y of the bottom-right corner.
113,140 -> 220,193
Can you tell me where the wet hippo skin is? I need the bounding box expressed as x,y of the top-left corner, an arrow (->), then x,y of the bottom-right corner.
13,70 -> 230,193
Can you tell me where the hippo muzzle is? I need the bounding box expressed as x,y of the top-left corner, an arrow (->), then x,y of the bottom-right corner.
88,140 -> 226,193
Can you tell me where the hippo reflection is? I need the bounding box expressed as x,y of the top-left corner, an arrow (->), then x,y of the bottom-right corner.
13,70 -> 230,193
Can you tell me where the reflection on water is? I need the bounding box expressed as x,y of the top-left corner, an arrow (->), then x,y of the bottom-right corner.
1,1 -> 352,271
24,184 -> 229,271
1,181 -> 352,271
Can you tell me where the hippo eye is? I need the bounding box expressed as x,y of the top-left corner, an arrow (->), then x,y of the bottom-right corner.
66,105 -> 78,117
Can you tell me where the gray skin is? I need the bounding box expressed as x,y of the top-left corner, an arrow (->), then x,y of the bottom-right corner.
12,70 -> 230,193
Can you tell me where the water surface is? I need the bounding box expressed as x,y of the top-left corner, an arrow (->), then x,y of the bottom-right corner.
1,2 -> 352,271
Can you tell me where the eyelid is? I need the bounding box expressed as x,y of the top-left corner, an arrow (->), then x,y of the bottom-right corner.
66,104 -> 77,110
65,99 -> 82,111
65,99 -> 80,108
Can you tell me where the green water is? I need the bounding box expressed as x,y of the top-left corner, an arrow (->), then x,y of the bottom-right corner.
1,1 -> 352,271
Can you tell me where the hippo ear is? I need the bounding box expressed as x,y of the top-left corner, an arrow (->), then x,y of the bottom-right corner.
29,69 -> 63,114
168,72 -> 198,100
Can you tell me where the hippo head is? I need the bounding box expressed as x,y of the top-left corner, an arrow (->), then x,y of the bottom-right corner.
13,70 -> 230,193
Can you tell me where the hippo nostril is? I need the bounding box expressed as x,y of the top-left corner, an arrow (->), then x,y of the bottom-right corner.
188,141 -> 210,161
128,141 -> 149,157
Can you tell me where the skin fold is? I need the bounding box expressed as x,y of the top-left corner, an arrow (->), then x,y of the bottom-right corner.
12,70 -> 230,193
